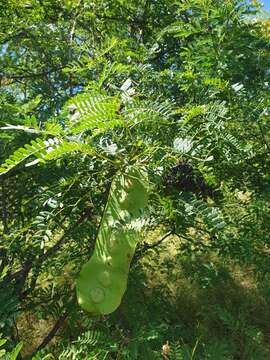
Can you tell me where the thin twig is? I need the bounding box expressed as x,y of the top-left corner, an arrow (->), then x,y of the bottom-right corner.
132,231 -> 173,264
5,209 -> 90,288
142,231 -> 173,251
0,66 -> 65,81
25,312 -> 68,359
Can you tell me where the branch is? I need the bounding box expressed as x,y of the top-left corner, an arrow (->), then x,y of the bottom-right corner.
0,178 -> 8,232
0,66 -> 65,81
0,29 -> 33,45
69,0 -> 83,44
25,312 -> 68,358
19,209 -> 92,299
142,231 -> 173,251
5,209 -> 91,292
132,231 -> 173,264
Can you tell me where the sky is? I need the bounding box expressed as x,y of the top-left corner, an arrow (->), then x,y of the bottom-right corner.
262,0 -> 270,11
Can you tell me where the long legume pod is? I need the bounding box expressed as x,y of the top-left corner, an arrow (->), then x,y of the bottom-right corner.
76,167 -> 148,315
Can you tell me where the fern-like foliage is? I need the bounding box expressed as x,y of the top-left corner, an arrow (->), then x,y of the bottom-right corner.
66,93 -> 124,135
178,104 -> 207,125
43,141 -> 94,161
169,342 -> 184,360
0,136 -> 96,175
0,90 -> 179,176
203,77 -> 229,90
0,90 -> 131,175
185,197 -> 226,233
124,97 -> 176,125
0,137 -> 61,175
64,36 -> 120,75
1,120 -> 63,137
58,330 -> 114,360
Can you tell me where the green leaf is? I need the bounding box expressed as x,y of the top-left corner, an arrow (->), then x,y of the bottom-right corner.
9,341 -> 23,360
0,338 -> 7,347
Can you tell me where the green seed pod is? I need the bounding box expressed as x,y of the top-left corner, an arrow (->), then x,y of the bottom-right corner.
76,166 -> 149,315
90,287 -> 105,303
119,169 -> 149,213
98,271 -> 111,287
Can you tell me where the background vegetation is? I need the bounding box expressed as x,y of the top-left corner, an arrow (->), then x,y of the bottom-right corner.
1,0 -> 270,358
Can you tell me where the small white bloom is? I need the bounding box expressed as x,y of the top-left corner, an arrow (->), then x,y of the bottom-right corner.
121,78 -> 132,92
173,137 -> 193,153
232,83 -> 244,92
25,159 -> 40,167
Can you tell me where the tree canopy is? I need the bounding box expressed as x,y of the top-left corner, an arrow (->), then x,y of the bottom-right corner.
1,0 -> 270,358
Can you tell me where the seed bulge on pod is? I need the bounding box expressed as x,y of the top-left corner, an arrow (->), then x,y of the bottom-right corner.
123,178 -> 134,192
98,271 -> 111,287
90,287 -> 105,303
105,256 -> 113,267
109,235 -> 122,252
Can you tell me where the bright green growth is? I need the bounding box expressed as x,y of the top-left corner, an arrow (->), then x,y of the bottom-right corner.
76,167 -> 149,315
